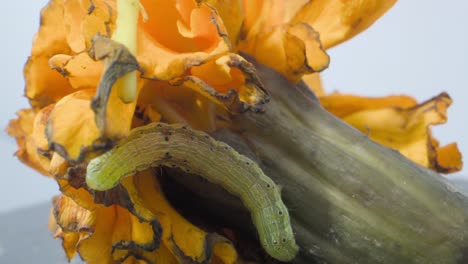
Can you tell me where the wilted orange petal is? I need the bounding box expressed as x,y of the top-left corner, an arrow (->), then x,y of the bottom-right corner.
26,0 -> 77,108
189,53 -> 267,107
431,142 -> 463,173
191,57 -> 243,92
49,153 -> 69,176
137,0 -> 231,80
239,23 -> 329,82
46,89 -> 100,161
302,73 -> 325,97
201,0 -> 243,45
32,104 -> 54,152
57,178 -> 97,211
123,171 -> 237,263
292,0 -> 397,49
64,0 -> 115,52
50,195 -> 94,261
327,93 -> 462,172
321,93 -> 418,118
242,0 -> 309,40
49,53 -> 103,89
6,109 -> 51,176
136,81 -> 215,131
51,193 -> 165,263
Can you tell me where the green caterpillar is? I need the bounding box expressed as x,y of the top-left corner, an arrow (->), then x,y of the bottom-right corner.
86,122 -> 298,261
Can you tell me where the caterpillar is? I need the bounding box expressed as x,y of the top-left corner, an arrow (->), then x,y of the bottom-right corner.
86,122 -> 298,261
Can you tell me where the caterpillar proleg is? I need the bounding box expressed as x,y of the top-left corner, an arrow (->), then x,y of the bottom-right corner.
86,122 -> 299,261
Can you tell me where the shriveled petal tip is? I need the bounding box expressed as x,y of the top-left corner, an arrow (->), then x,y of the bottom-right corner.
239,23 -> 329,82
188,54 -> 269,111
87,35 -> 141,137
50,195 -> 95,261
437,144 -> 463,173
292,0 -> 397,49
6,109 -> 52,176
323,92 -> 463,173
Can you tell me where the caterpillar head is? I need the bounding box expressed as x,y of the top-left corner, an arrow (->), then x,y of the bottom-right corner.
86,153 -> 120,191
265,231 -> 299,261
256,204 -> 299,262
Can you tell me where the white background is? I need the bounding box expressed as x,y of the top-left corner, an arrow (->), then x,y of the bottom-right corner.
0,1 -> 467,213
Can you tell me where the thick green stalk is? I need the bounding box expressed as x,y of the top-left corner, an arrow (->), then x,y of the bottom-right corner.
164,58 -> 468,263
225,58 -> 468,263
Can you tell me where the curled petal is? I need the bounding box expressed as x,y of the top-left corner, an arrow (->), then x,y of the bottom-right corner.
87,35 -> 141,137
49,53 -> 103,90
137,81 -> 223,131
188,53 -> 269,109
122,171 -> 237,263
64,0 -> 115,52
6,108 -> 52,176
138,0 -> 231,80
200,0 -> 244,44
239,23 -> 329,82
57,176 -> 97,211
54,167 -> 237,263
292,0 -> 397,48
320,93 -> 418,118
50,194 -> 162,263
242,0 -> 310,40
50,195 -> 95,260
302,73 -> 325,97
430,141 -> 463,173
46,89 -> 102,162
323,93 -> 462,173
25,0 -> 75,108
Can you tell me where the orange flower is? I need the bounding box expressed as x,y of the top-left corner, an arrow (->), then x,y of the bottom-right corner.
6,0 -> 462,263
320,93 -> 462,173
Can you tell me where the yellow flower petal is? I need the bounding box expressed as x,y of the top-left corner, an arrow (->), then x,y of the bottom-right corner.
6,108 -> 52,176
122,170 -> 237,263
320,93 -> 418,118
46,89 -> 101,161
50,195 -> 95,260
200,0 -> 243,45
49,53 -> 103,89
323,93 -> 462,173
50,194 -> 162,263
292,0 -> 397,49
137,0 -> 231,80
242,0 -> 309,40
302,73 -> 325,97
430,140 -> 463,173
53,167 -> 237,263
25,0 -> 75,108
239,23 -> 329,82
64,0 -> 115,52
189,54 -> 268,108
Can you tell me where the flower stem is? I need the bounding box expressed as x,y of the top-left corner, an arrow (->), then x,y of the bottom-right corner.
112,0 -> 140,103
167,58 -> 468,263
